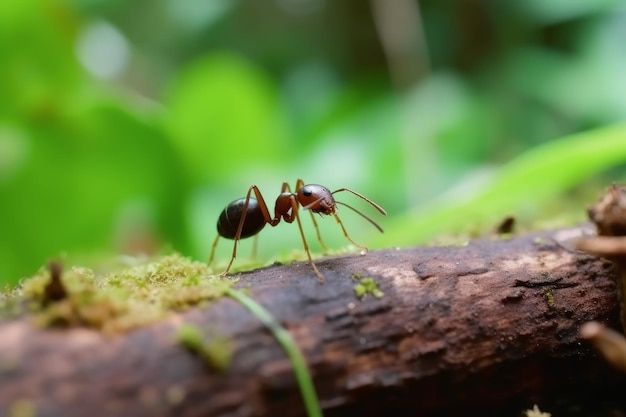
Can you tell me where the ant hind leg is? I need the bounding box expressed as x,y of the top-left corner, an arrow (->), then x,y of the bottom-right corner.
208,235 -> 220,266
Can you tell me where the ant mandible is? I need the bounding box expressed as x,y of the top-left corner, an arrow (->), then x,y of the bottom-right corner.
208,179 -> 387,283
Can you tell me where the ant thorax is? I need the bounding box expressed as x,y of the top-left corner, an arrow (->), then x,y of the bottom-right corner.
273,194 -> 291,216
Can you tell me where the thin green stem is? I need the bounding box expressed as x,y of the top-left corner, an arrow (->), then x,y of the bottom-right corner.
227,288 -> 323,417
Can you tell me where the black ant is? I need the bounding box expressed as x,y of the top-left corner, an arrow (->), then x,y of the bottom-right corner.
208,179 -> 387,283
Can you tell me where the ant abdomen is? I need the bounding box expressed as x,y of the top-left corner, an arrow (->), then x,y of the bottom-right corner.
217,198 -> 266,239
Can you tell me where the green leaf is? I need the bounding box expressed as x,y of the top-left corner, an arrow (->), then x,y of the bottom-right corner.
0,0 -> 83,119
376,123 -> 626,248
164,53 -> 289,183
0,100 -> 188,284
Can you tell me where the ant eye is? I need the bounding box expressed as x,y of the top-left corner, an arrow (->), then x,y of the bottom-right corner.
303,188 -> 312,197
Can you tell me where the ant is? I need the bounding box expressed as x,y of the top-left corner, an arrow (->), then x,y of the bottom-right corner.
208,179 -> 387,283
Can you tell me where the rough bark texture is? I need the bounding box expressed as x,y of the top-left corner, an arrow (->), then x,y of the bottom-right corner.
1,227 -> 625,417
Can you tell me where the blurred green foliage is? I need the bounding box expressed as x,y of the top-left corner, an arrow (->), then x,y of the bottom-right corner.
1,0 -> 626,285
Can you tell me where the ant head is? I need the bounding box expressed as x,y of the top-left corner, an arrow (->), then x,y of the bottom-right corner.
298,184 -> 336,214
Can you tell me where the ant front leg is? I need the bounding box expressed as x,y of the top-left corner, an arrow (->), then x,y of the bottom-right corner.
279,192 -> 326,283
293,179 -> 329,252
306,212 -> 329,253
333,213 -> 369,253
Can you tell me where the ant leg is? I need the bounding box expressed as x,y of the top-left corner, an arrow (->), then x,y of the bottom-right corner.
251,186 -> 278,225
221,185 -> 276,276
288,196 -> 325,283
307,211 -> 329,252
293,179 -> 328,252
208,235 -> 220,266
333,213 -> 368,252
281,182 -> 293,193
251,234 -> 259,260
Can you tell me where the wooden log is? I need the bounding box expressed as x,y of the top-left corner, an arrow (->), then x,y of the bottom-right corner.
1,227 -> 625,417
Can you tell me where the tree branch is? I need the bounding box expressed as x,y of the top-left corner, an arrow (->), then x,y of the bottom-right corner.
0,227 -> 624,416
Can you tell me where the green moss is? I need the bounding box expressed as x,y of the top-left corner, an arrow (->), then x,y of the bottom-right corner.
539,271 -> 551,279
9,399 -> 35,417
177,324 -> 232,372
0,254 -> 232,333
353,283 -> 367,298
542,289 -> 555,307
351,274 -> 384,299
165,385 -> 186,405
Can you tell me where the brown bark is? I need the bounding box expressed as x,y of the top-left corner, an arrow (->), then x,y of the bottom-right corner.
1,227 -> 625,417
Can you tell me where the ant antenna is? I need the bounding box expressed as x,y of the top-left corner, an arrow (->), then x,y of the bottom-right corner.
335,201 -> 384,233
331,188 -> 387,215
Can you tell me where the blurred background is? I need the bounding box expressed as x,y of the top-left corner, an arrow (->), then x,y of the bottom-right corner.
2,0 -> 626,286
